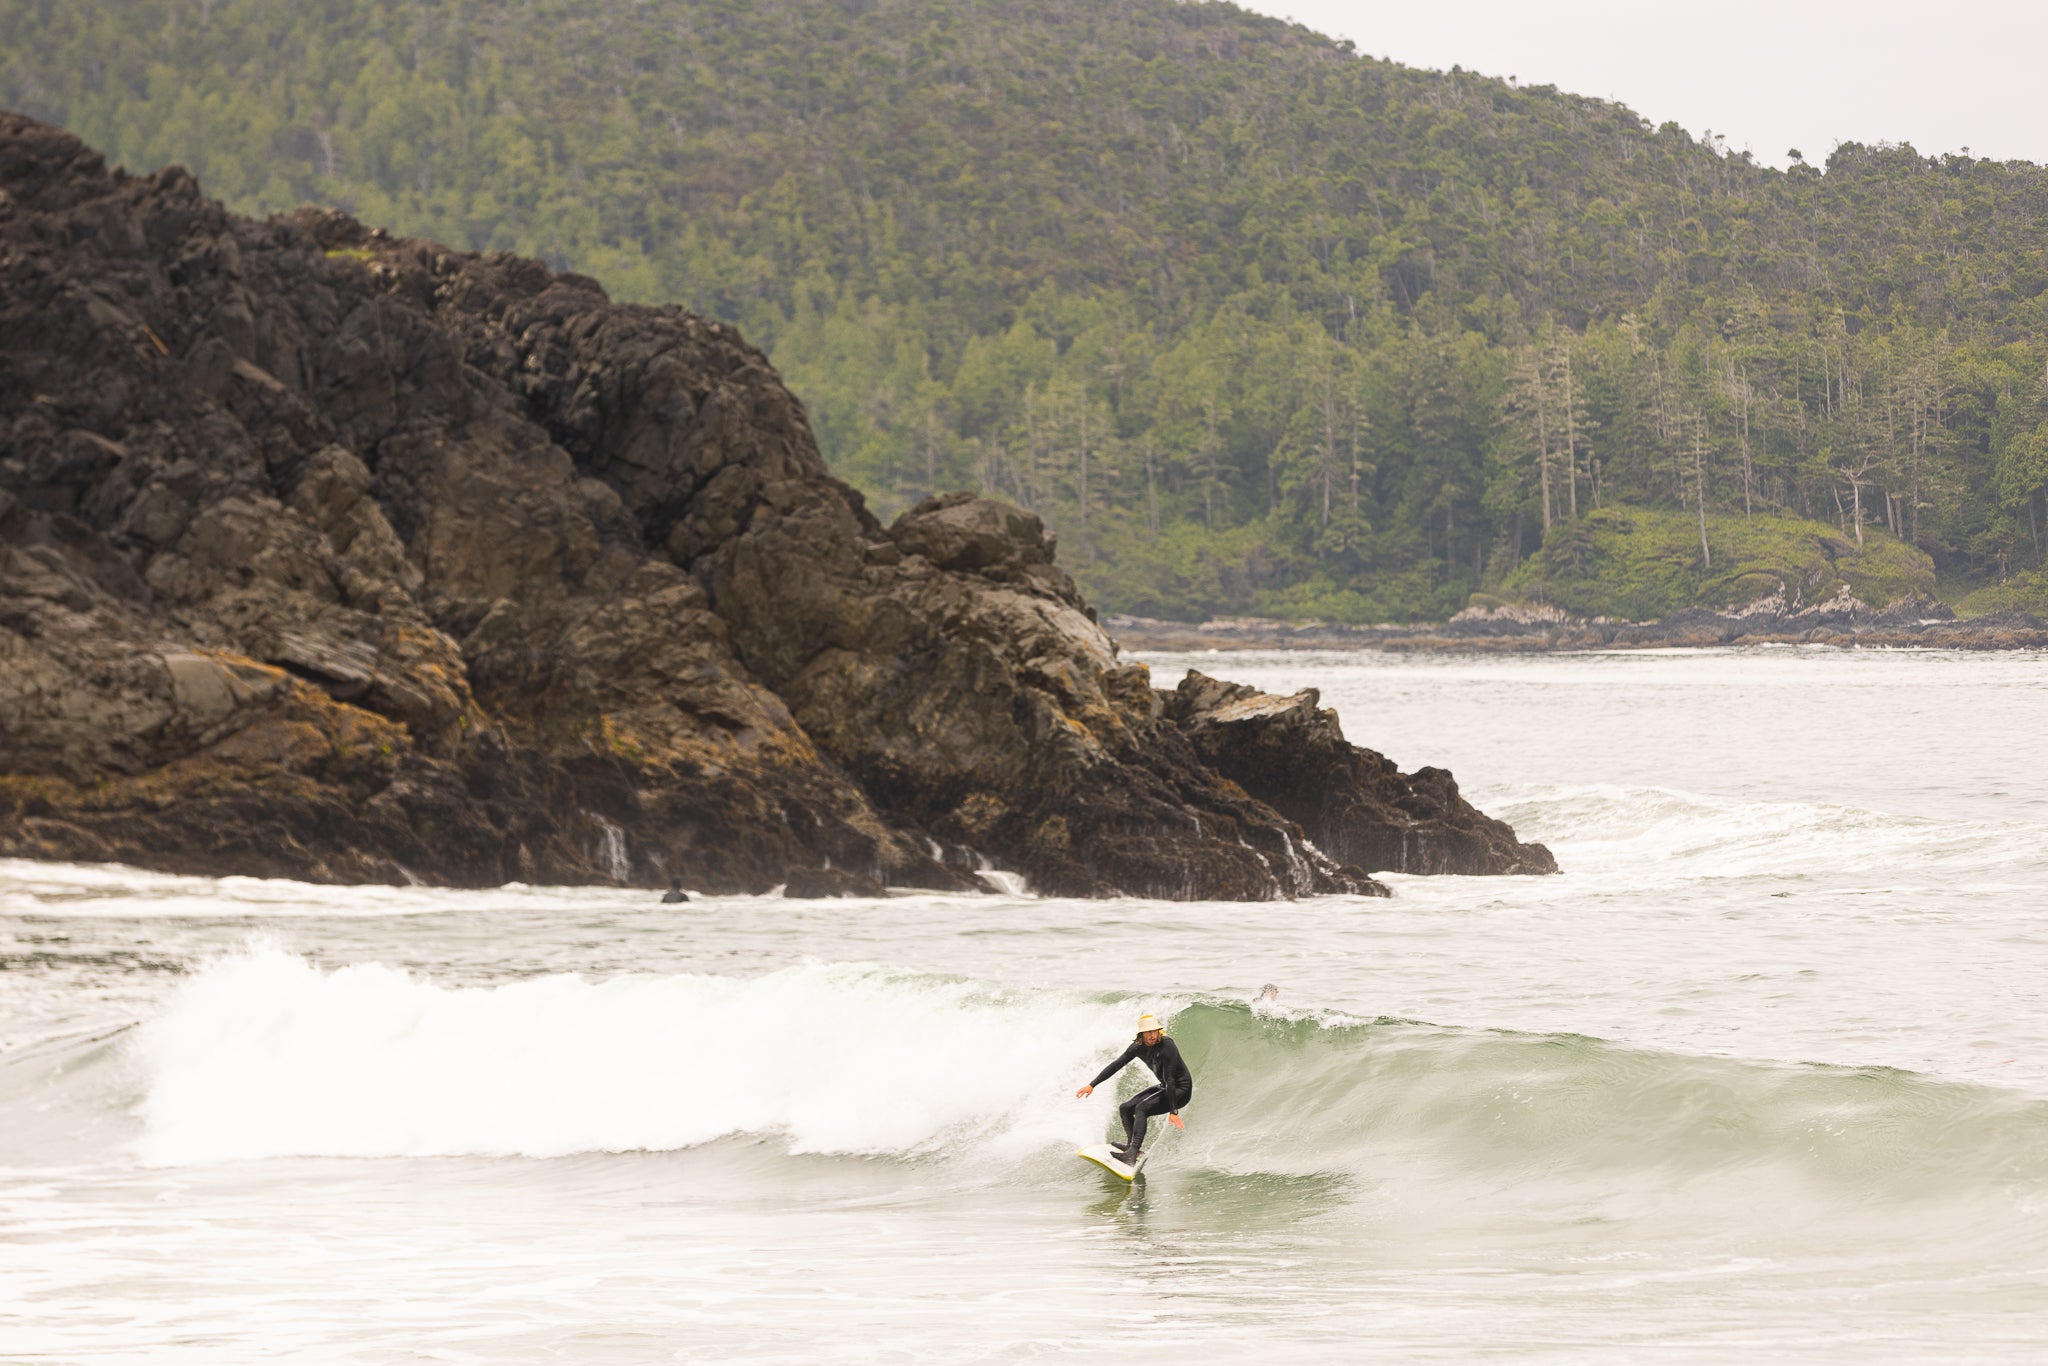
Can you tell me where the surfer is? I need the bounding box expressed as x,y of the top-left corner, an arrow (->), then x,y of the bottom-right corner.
661,877 -> 690,904
1076,1014 -> 1192,1164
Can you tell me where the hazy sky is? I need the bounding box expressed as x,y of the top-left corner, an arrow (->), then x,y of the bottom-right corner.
1241,1 -> 2048,169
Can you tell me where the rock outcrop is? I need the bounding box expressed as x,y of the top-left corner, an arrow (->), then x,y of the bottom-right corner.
1107,591 -> 2048,653
0,115 -> 1547,895
1165,673 -> 1557,877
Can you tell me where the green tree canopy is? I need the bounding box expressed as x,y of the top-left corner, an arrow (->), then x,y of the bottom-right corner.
10,0 -> 2048,618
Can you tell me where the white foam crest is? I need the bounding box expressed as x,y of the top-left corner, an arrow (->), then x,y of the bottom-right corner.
132,949 -> 1137,1165
0,859 -> 671,919
1491,783 -> 2047,882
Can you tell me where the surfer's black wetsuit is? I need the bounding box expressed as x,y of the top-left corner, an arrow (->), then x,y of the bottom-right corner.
1090,1036 -> 1193,1155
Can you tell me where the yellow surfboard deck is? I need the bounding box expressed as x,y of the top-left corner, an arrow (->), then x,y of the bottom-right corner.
1077,1143 -> 1141,1182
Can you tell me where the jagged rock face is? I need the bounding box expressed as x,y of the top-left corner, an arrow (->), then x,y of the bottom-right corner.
0,116 -> 927,891
1165,673 -> 1558,877
0,115 -> 1543,896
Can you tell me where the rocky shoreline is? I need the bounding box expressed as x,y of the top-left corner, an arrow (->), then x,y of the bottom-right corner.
1109,591 -> 2048,654
0,115 -> 1552,897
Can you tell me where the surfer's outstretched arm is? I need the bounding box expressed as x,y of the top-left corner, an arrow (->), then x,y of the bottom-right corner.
1075,1041 -> 1139,1097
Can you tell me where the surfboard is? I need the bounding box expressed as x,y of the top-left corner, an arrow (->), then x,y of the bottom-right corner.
1077,1143 -> 1144,1182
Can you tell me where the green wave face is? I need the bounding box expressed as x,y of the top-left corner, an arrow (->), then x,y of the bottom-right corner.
1166,1000 -> 2048,1200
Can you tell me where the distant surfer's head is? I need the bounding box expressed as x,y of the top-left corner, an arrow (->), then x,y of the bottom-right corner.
1136,1013 -> 1164,1042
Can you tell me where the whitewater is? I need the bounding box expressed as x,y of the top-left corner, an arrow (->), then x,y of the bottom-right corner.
5,648 -> 2048,1362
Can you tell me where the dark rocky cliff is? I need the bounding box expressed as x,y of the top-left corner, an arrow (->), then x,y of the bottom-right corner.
0,114 -> 1553,897
1166,673 -> 1557,877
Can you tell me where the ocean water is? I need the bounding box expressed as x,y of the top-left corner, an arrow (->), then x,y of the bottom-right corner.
5,647 -> 2047,1362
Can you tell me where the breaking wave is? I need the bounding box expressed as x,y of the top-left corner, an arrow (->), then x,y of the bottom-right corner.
127,951 -> 1129,1164
1490,782 -> 2048,884
84,949 -> 2048,1201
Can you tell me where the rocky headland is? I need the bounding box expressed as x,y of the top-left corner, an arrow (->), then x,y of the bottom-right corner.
0,114 -> 1553,897
1109,592 -> 2048,654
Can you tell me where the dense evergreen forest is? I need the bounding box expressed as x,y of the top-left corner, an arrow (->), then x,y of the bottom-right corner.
10,0 -> 2048,618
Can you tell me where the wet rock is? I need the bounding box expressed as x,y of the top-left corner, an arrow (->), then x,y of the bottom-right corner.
1165,672 -> 1558,877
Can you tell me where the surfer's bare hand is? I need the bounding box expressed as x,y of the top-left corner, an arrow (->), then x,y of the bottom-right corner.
1075,1085 -> 1093,1098
1168,1113 -> 1184,1129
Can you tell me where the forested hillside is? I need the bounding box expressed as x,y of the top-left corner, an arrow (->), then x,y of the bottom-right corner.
10,0 -> 2048,619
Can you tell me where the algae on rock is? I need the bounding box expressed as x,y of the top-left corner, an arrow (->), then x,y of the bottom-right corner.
1494,507 -> 1937,622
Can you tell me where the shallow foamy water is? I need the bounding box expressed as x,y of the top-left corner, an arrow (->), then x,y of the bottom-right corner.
5,647 -> 2047,1361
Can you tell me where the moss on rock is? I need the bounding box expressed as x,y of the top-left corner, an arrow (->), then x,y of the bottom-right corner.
1496,506 -> 1936,621
1954,568 -> 2048,618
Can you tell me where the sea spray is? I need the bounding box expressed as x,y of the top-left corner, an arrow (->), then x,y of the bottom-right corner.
131,950 -> 1138,1164
1483,781 -> 2048,883
588,812 -> 631,883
